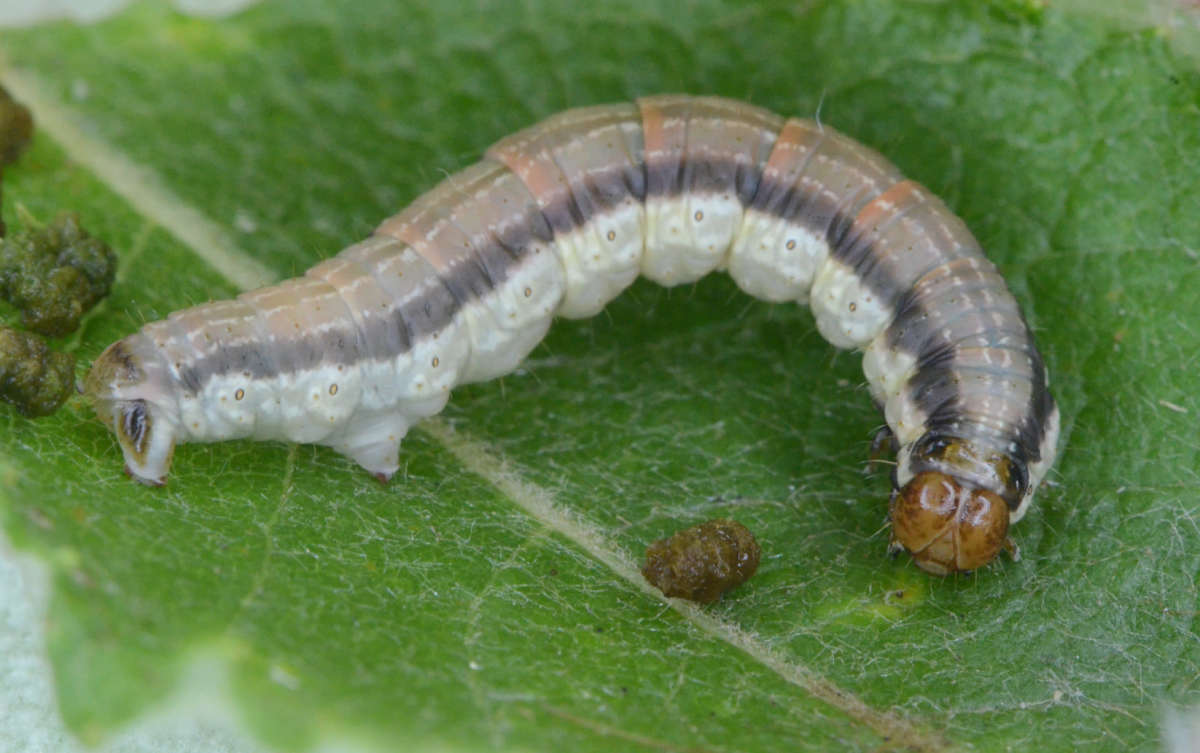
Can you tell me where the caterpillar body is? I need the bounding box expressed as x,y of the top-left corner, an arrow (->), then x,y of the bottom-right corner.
85,95 -> 1060,575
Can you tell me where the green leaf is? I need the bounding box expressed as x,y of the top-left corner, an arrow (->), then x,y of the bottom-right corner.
2,1 -> 1198,751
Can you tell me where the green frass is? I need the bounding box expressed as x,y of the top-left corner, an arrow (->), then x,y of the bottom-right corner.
0,325 -> 74,417
0,213 -> 117,337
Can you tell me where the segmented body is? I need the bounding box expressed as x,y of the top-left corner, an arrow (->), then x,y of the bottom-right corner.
86,95 -> 1060,574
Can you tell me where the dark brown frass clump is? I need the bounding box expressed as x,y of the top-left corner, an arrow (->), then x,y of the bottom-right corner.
0,213 -> 117,336
641,518 -> 761,604
0,325 -> 74,416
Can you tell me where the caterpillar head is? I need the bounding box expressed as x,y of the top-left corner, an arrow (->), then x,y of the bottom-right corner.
84,335 -> 179,486
888,437 -> 1024,575
889,472 -> 1011,575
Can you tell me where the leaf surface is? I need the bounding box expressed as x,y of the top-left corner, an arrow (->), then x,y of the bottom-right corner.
1,2 -> 1199,751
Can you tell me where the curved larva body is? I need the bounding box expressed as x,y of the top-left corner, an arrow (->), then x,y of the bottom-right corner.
86,95 -> 1060,574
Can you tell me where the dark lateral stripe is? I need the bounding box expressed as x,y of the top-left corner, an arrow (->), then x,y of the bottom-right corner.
175,268 -> 465,391
173,155 -> 838,390
1015,339 -> 1054,464
169,152 -> 994,379
176,315 -> 365,391
163,162 -> 626,390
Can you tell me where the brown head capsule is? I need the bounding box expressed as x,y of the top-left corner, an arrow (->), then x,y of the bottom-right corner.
889,471 -> 1011,575
641,518 -> 761,604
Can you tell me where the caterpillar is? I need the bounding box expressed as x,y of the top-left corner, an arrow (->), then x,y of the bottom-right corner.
85,95 -> 1060,575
